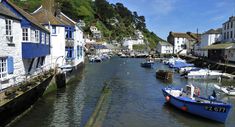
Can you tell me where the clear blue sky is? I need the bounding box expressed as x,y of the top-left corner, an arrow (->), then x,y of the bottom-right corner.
107,0 -> 235,40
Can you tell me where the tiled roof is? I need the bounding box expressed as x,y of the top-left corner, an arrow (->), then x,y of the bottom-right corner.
0,3 -> 20,20
31,6 -> 64,25
6,0 -> 49,33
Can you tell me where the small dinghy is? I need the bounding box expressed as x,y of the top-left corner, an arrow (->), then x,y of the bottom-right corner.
141,61 -> 154,68
214,84 -> 235,96
141,57 -> 154,68
162,84 -> 232,123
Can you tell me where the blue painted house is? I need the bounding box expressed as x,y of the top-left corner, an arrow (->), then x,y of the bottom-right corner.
2,0 -> 50,74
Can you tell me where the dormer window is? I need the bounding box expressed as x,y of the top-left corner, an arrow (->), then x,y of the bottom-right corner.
5,19 -> 12,36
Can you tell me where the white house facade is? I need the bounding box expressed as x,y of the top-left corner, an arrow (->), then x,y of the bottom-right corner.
222,16 -> 235,42
2,0 -> 51,78
156,41 -> 173,54
167,32 -> 200,55
123,38 -> 144,50
0,4 -> 25,89
194,29 -> 222,57
60,12 -> 85,68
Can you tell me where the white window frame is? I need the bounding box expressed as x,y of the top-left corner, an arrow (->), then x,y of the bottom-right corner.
35,30 -> 40,43
30,29 -> 35,42
46,34 -> 49,45
5,19 -> 12,36
52,26 -> 56,34
0,58 -> 7,79
22,28 -> 29,42
41,32 -> 45,44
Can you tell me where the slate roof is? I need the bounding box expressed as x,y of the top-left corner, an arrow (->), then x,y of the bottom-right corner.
31,6 -> 64,25
223,16 -> 235,24
170,32 -> 192,39
204,28 -> 222,34
0,3 -> 20,20
169,31 -> 201,42
159,41 -> 172,46
203,43 -> 235,50
5,0 -> 49,33
59,12 -> 76,26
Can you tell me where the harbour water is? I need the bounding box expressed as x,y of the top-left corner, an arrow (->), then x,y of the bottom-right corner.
10,57 -> 235,127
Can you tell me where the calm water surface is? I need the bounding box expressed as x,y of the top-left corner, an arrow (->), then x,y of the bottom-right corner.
10,57 -> 235,127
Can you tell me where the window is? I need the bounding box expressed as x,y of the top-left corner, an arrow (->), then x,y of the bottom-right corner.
77,46 -> 80,58
46,34 -> 49,45
231,31 -> 233,38
22,28 -> 28,41
52,26 -> 56,34
80,46 -> 83,57
224,33 -> 226,40
231,22 -> 233,28
30,29 -> 35,42
41,32 -> 45,44
35,30 -> 39,43
227,32 -> 229,39
227,23 -> 229,29
0,58 -> 7,79
5,19 -> 12,36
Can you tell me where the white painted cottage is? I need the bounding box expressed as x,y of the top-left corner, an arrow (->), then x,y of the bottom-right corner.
0,3 -> 25,89
194,28 -> 221,57
156,41 -> 173,54
167,32 -> 200,55
32,2 -> 66,67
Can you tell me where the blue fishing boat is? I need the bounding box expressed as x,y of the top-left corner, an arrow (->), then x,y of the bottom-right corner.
162,84 -> 232,123
141,61 -> 154,68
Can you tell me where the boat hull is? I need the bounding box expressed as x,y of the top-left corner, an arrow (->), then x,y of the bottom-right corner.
162,88 -> 232,123
214,84 -> 235,96
141,62 -> 153,68
187,75 -> 221,79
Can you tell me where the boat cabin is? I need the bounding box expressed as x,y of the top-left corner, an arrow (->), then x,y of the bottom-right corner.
185,84 -> 195,99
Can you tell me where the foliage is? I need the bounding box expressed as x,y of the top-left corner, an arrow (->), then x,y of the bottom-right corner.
11,0 -> 42,12
11,0 -> 164,49
133,44 -> 146,51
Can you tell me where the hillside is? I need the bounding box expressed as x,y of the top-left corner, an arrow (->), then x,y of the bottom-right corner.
11,0 -> 164,49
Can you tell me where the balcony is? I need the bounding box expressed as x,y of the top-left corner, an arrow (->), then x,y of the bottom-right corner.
22,42 -> 50,59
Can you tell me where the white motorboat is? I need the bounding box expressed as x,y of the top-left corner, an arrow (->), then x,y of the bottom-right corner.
165,57 -> 186,65
186,69 -> 222,79
179,67 -> 199,74
214,84 -> 235,96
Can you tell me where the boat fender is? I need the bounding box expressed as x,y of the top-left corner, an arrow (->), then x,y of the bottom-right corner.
181,105 -> 187,111
165,96 -> 170,102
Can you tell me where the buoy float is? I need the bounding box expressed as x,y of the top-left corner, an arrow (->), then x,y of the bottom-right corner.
165,96 -> 170,102
181,106 -> 187,111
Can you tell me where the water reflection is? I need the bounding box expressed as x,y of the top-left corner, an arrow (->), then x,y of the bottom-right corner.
9,57 -> 235,127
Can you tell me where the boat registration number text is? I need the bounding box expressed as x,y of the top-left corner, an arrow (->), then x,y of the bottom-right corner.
205,106 -> 226,112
